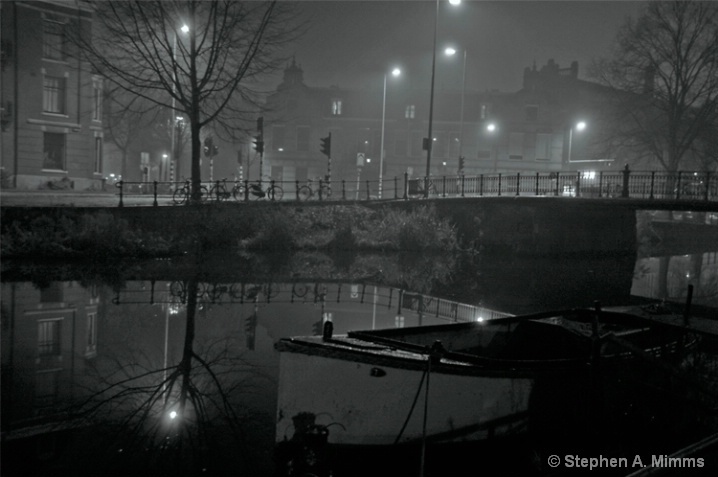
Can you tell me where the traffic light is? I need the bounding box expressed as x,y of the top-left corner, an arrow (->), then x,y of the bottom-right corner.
253,135 -> 264,155
256,116 -> 264,134
458,156 -> 465,174
203,136 -> 214,158
320,133 -> 331,157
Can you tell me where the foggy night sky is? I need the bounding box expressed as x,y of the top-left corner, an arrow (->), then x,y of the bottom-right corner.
285,0 -> 647,93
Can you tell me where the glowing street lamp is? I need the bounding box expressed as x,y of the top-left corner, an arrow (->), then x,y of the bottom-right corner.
567,121 -> 587,163
379,67 -> 401,199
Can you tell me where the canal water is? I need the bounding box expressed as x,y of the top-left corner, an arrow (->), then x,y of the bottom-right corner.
2,245 -> 717,476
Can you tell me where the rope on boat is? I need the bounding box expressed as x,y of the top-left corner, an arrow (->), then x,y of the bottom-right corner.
393,364 -> 428,445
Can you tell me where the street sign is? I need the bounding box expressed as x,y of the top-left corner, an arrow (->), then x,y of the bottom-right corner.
357,153 -> 365,167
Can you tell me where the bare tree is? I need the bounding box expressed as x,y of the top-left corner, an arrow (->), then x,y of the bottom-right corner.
589,1 -> 718,173
73,0 -> 302,202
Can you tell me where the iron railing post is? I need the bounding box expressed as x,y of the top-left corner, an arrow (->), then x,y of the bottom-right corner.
554,173 -> 560,196
649,172 -> 655,200
575,171 -> 581,198
117,180 -> 124,207
515,173 -> 520,196
621,164 -> 630,198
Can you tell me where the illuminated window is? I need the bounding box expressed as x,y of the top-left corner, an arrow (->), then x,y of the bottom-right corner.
43,76 -> 66,114
332,99 -> 342,115
405,105 -> 415,119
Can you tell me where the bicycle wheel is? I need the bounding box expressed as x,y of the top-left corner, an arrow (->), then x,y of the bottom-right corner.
297,185 -> 313,201
209,185 -> 229,201
269,185 -> 284,201
320,184 -> 332,199
249,184 -> 265,200
199,185 -> 210,201
172,187 -> 189,204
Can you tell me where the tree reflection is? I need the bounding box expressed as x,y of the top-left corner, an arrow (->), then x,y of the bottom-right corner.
66,276 -> 273,476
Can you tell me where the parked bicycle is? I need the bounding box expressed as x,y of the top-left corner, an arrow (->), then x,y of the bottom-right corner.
208,178 -> 233,201
297,177 -> 332,201
172,181 -> 209,204
407,177 -> 437,198
238,179 -> 284,201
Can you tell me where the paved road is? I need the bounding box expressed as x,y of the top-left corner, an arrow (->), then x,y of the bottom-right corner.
0,190 -> 172,207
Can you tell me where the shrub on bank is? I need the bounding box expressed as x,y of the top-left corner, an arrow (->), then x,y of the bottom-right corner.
1,204 -> 460,258
1,212 -> 178,259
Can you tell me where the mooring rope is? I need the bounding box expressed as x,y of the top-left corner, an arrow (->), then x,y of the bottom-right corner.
393,364 -> 429,445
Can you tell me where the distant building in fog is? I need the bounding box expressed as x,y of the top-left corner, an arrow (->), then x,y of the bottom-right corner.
1,0 -> 103,190
258,58 -> 618,190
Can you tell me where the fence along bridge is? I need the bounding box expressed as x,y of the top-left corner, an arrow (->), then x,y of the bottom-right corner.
114,167 -> 718,207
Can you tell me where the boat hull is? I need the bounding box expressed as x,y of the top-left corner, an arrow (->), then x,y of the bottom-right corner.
275,346 -> 532,446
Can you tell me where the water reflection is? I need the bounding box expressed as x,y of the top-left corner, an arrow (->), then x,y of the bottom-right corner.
633,252 -> 718,308
1,249 -> 717,476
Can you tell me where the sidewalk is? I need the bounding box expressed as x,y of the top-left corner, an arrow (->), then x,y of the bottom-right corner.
0,188 -> 160,207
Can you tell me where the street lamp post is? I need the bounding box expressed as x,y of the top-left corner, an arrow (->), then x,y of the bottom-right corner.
170,24 -> 189,184
445,46 -> 467,170
425,0 -> 461,197
379,67 -> 401,199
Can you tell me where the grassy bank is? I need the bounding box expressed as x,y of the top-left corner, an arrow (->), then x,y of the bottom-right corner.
0,204 -> 458,259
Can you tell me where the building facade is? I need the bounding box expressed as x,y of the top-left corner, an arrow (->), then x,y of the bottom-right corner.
1,0 -> 103,190
259,58 -> 615,195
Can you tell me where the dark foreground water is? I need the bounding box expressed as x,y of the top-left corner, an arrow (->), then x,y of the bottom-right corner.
2,245 -> 717,477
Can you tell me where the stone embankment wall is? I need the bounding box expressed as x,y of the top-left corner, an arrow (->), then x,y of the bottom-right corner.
1,197 -> 638,256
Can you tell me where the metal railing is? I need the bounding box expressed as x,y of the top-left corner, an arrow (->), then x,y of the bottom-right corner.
113,168 -> 718,207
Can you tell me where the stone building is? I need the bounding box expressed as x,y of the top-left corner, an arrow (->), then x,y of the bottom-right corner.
1,0 -> 103,190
